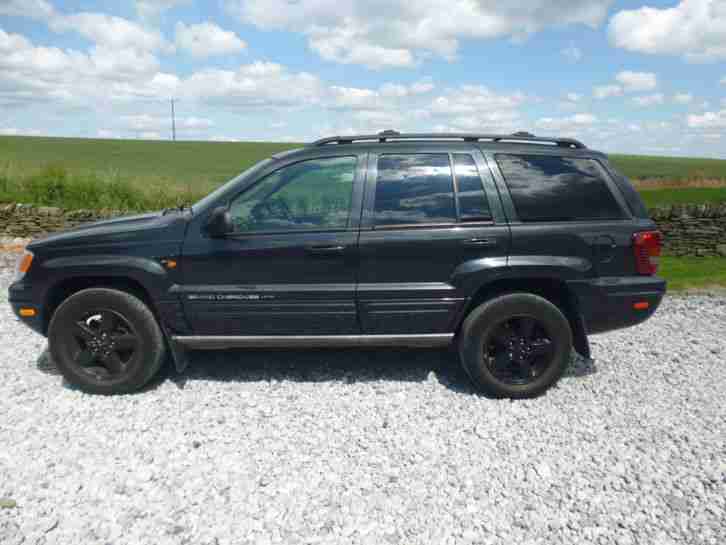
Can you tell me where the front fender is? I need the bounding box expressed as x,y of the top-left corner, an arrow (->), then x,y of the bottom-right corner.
40,254 -> 173,301
11,250 -> 185,337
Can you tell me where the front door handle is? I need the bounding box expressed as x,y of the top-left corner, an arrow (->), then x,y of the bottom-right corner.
462,238 -> 496,248
305,245 -> 346,255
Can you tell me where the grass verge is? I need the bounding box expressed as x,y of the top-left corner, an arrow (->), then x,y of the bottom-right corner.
660,257 -> 726,291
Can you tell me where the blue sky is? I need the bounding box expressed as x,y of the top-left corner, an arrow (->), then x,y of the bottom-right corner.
1,0 -> 725,157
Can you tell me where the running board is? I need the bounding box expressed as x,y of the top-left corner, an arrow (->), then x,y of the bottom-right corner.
171,334 -> 454,350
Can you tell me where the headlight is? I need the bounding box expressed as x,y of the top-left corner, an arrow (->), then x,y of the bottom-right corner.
14,250 -> 33,281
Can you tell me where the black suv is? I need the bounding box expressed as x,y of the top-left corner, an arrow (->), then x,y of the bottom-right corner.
9,132 -> 665,398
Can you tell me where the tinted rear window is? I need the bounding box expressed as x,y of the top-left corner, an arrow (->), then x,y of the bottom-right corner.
374,154 -> 456,226
496,154 -> 625,222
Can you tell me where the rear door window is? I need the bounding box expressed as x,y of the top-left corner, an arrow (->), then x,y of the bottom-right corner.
373,154 -> 456,226
495,154 -> 625,222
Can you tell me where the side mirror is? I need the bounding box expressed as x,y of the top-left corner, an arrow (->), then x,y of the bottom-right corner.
205,206 -> 233,237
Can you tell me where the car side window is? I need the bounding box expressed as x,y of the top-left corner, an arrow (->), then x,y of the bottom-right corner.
229,156 -> 356,233
373,154 -> 456,226
495,154 -> 625,222
453,154 -> 492,221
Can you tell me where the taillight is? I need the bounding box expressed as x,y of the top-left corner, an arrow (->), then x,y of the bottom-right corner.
633,231 -> 662,275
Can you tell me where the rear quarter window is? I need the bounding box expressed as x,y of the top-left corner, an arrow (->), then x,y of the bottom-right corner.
495,154 -> 626,222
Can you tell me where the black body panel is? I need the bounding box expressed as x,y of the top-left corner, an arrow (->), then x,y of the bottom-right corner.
173,234 -> 359,335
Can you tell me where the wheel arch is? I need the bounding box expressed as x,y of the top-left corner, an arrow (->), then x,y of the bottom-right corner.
456,277 -> 590,359
43,276 -> 157,336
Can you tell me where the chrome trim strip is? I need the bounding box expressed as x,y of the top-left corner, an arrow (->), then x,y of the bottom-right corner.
172,334 -> 454,350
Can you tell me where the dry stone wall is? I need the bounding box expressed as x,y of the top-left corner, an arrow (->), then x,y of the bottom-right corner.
1,202 -> 725,257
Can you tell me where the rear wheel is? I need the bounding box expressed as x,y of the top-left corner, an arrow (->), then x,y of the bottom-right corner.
459,293 -> 572,399
48,288 -> 166,395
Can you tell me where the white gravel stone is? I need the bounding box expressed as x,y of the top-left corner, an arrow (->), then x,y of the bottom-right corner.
0,261 -> 724,544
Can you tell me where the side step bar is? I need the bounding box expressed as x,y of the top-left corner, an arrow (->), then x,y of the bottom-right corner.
172,334 -> 454,350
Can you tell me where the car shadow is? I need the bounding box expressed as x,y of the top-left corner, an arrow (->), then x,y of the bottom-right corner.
35,345 -> 597,395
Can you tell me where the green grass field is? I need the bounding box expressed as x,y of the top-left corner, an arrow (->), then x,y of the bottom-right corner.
2,135 -> 726,211
639,187 -> 726,208
609,154 -> 726,181
660,257 -> 726,291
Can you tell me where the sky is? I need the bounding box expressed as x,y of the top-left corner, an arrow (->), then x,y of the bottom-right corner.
0,0 -> 725,157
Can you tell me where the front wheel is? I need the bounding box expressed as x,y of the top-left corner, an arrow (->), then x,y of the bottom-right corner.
458,293 -> 573,399
48,288 -> 166,395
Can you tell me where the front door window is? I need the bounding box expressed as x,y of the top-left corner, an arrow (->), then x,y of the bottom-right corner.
229,156 -> 357,233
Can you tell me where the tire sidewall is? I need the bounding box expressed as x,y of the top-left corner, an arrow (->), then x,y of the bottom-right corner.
459,294 -> 572,398
48,288 -> 165,395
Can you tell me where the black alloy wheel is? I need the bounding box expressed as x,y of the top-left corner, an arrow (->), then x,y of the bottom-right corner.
48,288 -> 166,395
66,309 -> 140,382
458,292 -> 573,399
483,315 -> 555,385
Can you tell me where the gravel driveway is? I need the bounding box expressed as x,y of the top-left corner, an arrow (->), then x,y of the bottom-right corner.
0,253 -> 724,545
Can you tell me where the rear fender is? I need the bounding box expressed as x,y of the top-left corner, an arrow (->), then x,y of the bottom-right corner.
451,255 -> 592,359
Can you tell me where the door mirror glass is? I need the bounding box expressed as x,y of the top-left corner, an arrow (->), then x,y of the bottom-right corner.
205,206 -> 233,237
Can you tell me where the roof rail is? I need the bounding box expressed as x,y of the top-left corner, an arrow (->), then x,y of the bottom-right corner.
310,131 -> 587,149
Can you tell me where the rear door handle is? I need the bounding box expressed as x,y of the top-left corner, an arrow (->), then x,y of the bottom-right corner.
462,238 -> 496,248
305,245 -> 346,255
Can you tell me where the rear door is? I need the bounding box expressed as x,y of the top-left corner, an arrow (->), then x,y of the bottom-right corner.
356,148 -> 510,334
485,152 -> 637,277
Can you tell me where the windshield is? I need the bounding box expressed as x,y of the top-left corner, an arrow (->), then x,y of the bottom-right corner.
192,158 -> 274,214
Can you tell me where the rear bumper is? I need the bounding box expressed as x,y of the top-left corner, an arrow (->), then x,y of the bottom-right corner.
568,276 -> 666,335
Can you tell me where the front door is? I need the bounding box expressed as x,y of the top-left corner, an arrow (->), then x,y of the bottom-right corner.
180,154 -> 364,336
357,149 -> 510,334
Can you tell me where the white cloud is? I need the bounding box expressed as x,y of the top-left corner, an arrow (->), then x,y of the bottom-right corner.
536,113 -> 598,133
227,0 -> 614,67
135,0 -> 189,19
120,114 -> 214,132
49,13 -> 172,54
616,70 -> 657,92
561,44 -> 583,62
328,81 -> 436,110
594,84 -> 623,99
309,29 -> 415,69
594,71 -> 658,99
0,127 -> 43,136
673,93 -> 694,105
721,76 -> 726,85
328,86 -> 381,109
566,93 -> 583,102
632,93 -> 665,107
175,22 -> 246,58
97,129 -> 119,139
609,0 -> 726,62
0,0 -> 54,19
429,85 -> 526,115
317,83 -> 528,134
688,110 -> 726,129
179,62 -> 323,108
411,80 -> 435,94
0,28 -> 166,107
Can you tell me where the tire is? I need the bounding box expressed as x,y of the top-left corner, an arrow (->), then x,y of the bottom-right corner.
458,293 -> 572,399
48,288 -> 166,395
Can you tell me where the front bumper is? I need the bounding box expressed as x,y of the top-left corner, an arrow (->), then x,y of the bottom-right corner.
8,280 -> 45,335
568,276 -> 666,335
